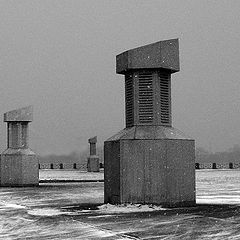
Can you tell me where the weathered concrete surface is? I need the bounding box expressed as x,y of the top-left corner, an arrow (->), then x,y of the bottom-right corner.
104,138 -> 195,207
4,105 -> 33,122
105,39 -> 195,206
87,156 -> 100,172
0,149 -> 38,186
88,136 -> 97,155
116,39 -> 179,74
0,106 -> 39,186
107,125 -> 192,141
87,136 -> 100,172
88,136 -> 97,144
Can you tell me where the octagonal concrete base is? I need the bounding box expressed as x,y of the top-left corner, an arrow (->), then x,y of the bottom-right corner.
0,149 -> 39,187
87,156 -> 100,172
104,126 -> 195,207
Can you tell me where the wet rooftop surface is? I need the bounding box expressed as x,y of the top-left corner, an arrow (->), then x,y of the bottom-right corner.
1,170 -> 240,239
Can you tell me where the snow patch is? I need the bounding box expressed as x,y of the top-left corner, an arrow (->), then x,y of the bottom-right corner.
0,202 -> 26,209
98,203 -> 167,213
28,208 -> 64,216
88,215 -> 113,218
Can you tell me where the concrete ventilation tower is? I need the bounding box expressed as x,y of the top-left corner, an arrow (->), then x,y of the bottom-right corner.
0,106 -> 39,186
87,136 -> 100,172
104,39 -> 195,207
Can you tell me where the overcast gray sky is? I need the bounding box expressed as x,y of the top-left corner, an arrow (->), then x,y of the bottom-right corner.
0,0 -> 240,155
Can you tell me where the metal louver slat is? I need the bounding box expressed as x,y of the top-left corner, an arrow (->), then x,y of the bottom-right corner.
138,72 -> 153,124
159,72 -> 170,125
125,74 -> 134,128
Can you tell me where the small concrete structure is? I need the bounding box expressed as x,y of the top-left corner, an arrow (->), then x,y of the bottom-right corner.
87,136 -> 100,172
104,39 -> 195,207
0,106 -> 39,186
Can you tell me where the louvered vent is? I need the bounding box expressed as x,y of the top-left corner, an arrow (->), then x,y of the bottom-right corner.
125,74 -> 134,128
138,72 -> 153,124
9,122 -> 20,148
159,72 -> 171,125
21,122 -> 28,148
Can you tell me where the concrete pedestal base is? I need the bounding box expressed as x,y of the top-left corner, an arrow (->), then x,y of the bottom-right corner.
104,126 -> 196,207
0,149 -> 39,187
87,156 -> 100,172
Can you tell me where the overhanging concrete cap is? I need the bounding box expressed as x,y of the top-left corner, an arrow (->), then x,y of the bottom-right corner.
4,106 -> 33,122
88,136 -> 97,144
116,39 -> 180,74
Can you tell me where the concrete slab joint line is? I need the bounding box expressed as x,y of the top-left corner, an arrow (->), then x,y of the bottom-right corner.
104,39 -> 196,207
0,106 -> 39,187
87,136 -> 100,172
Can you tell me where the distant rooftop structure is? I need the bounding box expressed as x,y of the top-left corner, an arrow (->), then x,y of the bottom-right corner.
87,136 -> 100,172
88,136 -> 97,144
4,105 -> 33,122
0,105 -> 38,186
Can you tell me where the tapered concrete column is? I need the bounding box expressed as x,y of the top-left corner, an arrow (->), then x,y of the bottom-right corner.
104,39 -> 195,207
0,106 -> 39,186
87,136 -> 100,172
